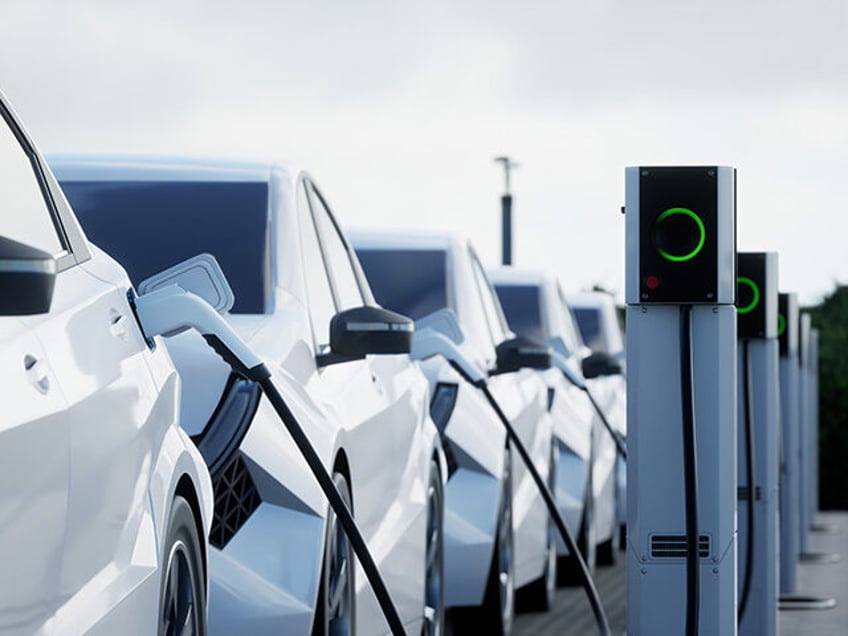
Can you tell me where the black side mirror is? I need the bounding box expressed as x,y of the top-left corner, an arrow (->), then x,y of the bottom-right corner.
318,305 -> 414,366
0,236 -> 56,316
495,336 -> 552,374
581,351 -> 622,379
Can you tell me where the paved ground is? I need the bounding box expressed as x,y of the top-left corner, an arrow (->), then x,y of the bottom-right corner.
514,511 -> 848,636
780,510 -> 848,636
515,554 -> 627,636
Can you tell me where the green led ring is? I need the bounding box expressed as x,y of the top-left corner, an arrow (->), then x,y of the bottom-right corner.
778,314 -> 786,337
736,277 -> 761,314
655,207 -> 706,262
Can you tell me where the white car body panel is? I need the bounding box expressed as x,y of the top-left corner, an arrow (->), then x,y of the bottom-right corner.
50,156 -> 441,635
1,93 -> 212,636
349,229 -> 554,601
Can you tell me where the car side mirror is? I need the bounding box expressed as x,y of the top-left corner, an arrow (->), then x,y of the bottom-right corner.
0,236 -> 56,316
581,351 -> 622,379
494,336 -> 552,374
318,305 -> 414,366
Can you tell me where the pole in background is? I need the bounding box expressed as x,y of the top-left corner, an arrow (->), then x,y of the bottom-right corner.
494,156 -> 518,265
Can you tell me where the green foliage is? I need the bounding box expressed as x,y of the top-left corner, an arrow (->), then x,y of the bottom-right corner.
806,285 -> 848,510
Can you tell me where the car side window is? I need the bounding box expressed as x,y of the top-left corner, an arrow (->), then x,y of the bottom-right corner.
0,115 -> 64,255
469,251 -> 508,346
557,285 -> 584,354
297,180 -> 337,351
308,184 -> 364,311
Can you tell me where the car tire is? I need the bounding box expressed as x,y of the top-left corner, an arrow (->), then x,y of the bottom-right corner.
312,471 -> 356,636
451,446 -> 514,635
517,444 -> 557,611
158,494 -> 207,636
597,535 -> 617,566
422,459 -> 445,636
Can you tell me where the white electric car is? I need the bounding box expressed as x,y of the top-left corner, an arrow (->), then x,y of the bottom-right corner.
50,155 -> 445,636
350,230 -> 556,632
565,291 -> 627,547
0,96 -> 213,634
489,269 -> 621,572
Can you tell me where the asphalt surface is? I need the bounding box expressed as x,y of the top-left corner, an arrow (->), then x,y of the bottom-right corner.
515,554 -> 627,636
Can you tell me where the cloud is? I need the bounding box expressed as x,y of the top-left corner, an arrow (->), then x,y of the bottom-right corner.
1,0 -> 846,303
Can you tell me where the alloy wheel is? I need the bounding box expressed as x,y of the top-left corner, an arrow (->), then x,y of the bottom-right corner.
161,540 -> 200,636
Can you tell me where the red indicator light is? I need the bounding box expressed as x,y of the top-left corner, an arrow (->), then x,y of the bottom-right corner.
645,275 -> 660,290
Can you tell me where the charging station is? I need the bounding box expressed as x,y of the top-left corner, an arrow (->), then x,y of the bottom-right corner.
735,252 -> 779,636
777,292 -> 800,594
798,313 -> 812,555
809,328 -> 820,527
625,166 -> 737,635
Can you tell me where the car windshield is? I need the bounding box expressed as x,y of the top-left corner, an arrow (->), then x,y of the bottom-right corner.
355,248 -> 447,320
572,306 -> 603,351
494,284 -> 545,343
60,180 -> 270,313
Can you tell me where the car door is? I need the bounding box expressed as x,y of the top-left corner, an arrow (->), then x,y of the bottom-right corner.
0,103 -> 72,630
300,180 -> 422,628
24,249 -> 166,620
8,166 -> 165,617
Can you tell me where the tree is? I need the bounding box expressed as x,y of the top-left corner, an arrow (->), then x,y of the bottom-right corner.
806,285 -> 848,509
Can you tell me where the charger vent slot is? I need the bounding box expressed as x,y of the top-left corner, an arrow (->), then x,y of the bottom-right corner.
650,534 -> 710,558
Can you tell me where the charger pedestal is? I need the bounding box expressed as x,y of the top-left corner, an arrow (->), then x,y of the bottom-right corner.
736,252 -> 780,636
778,293 -> 800,595
627,305 -> 737,635
799,313 -> 812,555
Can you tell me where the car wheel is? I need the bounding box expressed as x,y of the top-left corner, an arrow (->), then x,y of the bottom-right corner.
312,472 -> 356,636
422,459 -> 445,636
159,494 -> 206,636
517,444 -> 557,611
451,446 -> 514,636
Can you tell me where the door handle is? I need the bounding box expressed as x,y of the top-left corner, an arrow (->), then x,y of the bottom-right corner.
24,354 -> 50,394
110,310 -> 129,340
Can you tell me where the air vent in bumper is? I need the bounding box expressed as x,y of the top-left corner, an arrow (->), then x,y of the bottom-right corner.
210,452 -> 261,549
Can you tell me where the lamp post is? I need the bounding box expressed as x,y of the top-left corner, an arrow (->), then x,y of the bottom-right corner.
494,156 -> 519,265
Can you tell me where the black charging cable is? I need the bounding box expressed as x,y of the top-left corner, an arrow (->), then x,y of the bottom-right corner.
680,305 -> 700,636
449,361 -> 612,636
738,340 -> 755,623
201,335 -> 408,634
256,372 -> 407,636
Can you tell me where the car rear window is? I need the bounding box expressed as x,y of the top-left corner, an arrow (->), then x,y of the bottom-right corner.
60,180 -> 270,313
493,284 -> 545,343
355,248 -> 447,320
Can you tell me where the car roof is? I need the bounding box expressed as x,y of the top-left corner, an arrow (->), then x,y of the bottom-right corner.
47,153 -> 301,186
346,227 -> 468,253
487,266 -> 553,287
565,290 -> 616,309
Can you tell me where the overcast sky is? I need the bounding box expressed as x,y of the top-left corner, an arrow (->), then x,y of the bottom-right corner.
2,0 -> 846,304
